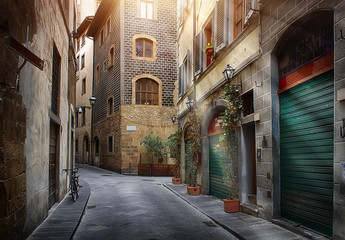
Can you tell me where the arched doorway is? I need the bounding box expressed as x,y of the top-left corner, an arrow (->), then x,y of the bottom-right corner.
208,113 -> 230,199
82,134 -> 90,164
273,10 -> 334,236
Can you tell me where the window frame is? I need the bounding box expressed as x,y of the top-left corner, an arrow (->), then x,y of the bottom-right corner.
135,78 -> 159,106
95,63 -> 100,84
108,135 -> 113,154
108,45 -> 115,69
81,54 -> 85,69
234,0 -> 245,38
132,74 -> 162,106
82,77 -> 86,95
137,0 -> 157,20
132,34 -> 157,61
178,50 -> 190,97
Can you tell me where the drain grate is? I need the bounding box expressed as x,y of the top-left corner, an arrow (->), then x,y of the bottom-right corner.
87,205 -> 96,209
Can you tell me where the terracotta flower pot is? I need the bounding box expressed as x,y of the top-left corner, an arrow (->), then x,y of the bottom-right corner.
187,186 -> 200,196
172,177 -> 182,184
223,199 -> 240,213
206,47 -> 214,55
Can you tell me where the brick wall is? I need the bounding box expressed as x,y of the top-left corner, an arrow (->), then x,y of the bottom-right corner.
123,0 -> 177,107
0,25 -> 27,240
93,0 -> 121,123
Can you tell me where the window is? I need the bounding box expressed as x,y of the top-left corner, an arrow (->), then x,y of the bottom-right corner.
82,77 -> 86,94
108,136 -> 113,153
178,51 -> 190,96
135,78 -> 158,105
132,34 -> 157,61
51,44 -> 61,115
234,0 -> 244,38
107,18 -> 111,36
242,89 -> 254,117
107,97 -> 113,115
76,55 -> 80,71
81,54 -> 85,69
108,46 -> 114,69
136,38 -> 152,58
179,0 -> 189,24
77,40 -> 80,52
203,19 -> 213,68
140,0 -> 154,19
95,137 -> 99,156
81,34 -> 86,47
96,64 -> 100,84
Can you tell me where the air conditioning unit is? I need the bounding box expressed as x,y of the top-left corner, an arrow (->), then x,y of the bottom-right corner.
245,0 -> 259,25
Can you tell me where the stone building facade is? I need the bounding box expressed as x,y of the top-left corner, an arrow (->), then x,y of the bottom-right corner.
87,0 -> 177,173
0,0 -> 77,239
177,0 -> 345,238
75,16 -> 95,165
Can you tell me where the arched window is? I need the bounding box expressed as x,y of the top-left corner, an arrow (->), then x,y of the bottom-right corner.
96,63 -> 100,84
108,46 -> 114,69
136,38 -> 153,58
107,97 -> 113,115
135,78 -> 158,105
132,34 -> 157,61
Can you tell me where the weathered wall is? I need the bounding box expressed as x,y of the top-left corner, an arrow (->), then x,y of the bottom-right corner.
0,0 -> 75,238
120,105 -> 177,173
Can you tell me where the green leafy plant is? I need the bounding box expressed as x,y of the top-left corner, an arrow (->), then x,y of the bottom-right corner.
166,128 -> 183,178
202,42 -> 214,53
140,133 -> 166,159
219,83 -> 243,199
185,110 -> 202,187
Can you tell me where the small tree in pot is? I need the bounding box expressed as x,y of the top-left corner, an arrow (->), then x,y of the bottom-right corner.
185,110 -> 201,195
141,132 -> 166,163
166,128 -> 183,184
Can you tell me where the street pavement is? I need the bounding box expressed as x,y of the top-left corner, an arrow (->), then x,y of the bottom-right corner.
27,164 -> 322,240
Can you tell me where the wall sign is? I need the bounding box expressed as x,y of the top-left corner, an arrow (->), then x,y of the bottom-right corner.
126,126 -> 136,131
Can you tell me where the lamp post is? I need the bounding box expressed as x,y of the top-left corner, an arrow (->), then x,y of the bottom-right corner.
89,96 -> 96,165
186,99 -> 194,111
222,64 -> 235,82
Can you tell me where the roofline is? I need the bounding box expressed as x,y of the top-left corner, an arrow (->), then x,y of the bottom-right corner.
87,0 -> 116,37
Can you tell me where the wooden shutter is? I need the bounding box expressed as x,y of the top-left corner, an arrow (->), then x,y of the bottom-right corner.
186,50 -> 190,89
178,65 -> 183,96
194,32 -> 202,76
214,0 -> 228,53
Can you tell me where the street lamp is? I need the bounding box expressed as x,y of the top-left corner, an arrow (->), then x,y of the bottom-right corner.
76,96 -> 96,114
171,114 -> 177,124
89,96 -> 96,106
222,64 -> 235,82
186,99 -> 194,111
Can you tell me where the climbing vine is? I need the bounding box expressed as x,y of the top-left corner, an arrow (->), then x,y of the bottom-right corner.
220,83 -> 243,199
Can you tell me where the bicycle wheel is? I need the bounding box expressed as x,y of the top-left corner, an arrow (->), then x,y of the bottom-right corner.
75,180 -> 79,199
71,181 -> 77,202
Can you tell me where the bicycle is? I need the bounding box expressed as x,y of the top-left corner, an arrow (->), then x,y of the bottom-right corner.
62,167 -> 81,202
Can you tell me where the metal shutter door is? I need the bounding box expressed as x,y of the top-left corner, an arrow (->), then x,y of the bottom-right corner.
209,135 -> 230,199
280,70 -> 334,236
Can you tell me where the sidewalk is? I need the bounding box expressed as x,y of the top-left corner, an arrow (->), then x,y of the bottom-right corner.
27,180 -> 90,240
163,182 -> 318,240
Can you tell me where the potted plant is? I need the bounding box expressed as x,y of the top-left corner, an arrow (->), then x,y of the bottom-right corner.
220,82 -> 243,212
203,42 -> 214,56
166,128 -> 183,184
140,132 -> 166,164
185,109 -> 201,195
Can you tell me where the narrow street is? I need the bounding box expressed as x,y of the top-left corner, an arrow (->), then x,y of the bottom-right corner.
73,165 -> 238,240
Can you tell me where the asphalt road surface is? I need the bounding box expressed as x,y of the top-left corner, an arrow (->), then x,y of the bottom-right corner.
73,165 -> 238,240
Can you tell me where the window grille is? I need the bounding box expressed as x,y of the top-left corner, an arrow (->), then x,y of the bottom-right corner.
51,44 -> 61,115
135,78 -> 158,105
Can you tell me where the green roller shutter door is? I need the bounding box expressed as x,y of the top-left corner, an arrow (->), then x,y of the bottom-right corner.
280,70 -> 334,237
209,135 -> 230,199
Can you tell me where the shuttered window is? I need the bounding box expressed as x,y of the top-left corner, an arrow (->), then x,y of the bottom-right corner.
178,51 -> 190,96
214,0 -> 228,52
51,44 -> 61,116
194,32 -> 202,76
234,0 -> 244,38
